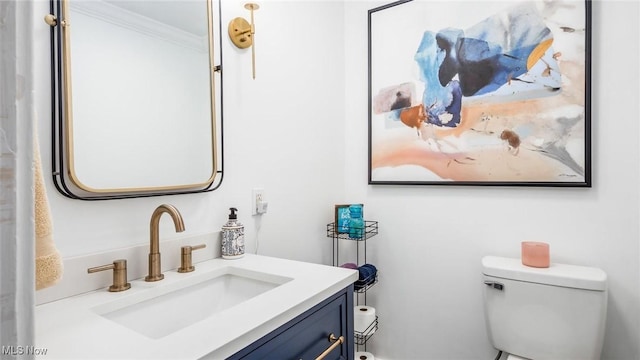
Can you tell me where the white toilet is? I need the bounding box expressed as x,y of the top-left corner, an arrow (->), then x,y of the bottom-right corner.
482,256 -> 608,360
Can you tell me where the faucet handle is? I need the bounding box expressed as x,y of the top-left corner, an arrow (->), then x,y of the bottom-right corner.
88,259 -> 131,292
178,244 -> 207,273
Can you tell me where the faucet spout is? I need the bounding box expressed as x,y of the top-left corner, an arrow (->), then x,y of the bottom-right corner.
145,204 -> 185,282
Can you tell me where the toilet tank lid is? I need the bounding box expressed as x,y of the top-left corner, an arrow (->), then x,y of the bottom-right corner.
482,256 -> 607,291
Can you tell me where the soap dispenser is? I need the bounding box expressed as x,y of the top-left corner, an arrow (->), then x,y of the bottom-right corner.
221,207 -> 245,259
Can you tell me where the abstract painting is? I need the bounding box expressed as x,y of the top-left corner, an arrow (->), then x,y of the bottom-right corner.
368,0 -> 591,186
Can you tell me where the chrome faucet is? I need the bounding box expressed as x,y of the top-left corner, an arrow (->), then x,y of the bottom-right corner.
145,204 -> 185,282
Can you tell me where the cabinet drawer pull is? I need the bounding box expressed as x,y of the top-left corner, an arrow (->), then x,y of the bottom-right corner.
314,333 -> 345,360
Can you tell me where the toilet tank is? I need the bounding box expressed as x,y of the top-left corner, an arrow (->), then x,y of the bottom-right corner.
482,256 -> 607,360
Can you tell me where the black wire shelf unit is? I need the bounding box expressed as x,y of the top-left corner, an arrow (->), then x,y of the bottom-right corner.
355,316 -> 379,346
327,220 -> 379,348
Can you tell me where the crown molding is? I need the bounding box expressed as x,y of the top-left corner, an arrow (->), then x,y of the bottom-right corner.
70,0 -> 208,53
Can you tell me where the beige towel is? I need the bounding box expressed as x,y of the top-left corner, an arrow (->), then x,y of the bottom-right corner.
34,134 -> 63,290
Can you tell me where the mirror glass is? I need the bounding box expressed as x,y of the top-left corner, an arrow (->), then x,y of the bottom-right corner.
52,0 -> 222,199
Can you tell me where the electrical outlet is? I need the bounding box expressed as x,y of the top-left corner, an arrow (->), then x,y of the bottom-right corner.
252,188 -> 264,215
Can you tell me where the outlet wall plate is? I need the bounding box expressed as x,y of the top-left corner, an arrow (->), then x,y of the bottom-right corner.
252,188 -> 264,215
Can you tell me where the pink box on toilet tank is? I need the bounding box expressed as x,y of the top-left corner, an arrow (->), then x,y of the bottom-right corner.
521,241 -> 550,268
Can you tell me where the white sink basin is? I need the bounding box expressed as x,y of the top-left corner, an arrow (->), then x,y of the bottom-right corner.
91,266 -> 292,339
36,254 -> 360,359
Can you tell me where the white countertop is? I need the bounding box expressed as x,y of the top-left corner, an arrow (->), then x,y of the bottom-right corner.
35,254 -> 358,359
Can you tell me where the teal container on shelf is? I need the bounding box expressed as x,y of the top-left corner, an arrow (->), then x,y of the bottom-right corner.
349,204 -> 364,239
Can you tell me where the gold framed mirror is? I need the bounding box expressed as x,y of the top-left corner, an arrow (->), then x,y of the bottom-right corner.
48,0 -> 223,199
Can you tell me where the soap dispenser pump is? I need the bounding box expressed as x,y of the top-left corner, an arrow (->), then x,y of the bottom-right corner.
221,207 -> 245,259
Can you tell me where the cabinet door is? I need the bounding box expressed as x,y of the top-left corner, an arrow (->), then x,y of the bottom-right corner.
229,286 -> 354,360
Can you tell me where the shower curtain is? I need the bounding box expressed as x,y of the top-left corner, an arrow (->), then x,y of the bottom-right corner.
0,1 -> 36,359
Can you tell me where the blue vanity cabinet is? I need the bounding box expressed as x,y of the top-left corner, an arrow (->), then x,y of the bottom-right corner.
228,284 -> 354,360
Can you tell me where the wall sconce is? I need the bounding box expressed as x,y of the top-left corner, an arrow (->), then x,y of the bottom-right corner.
228,3 -> 259,79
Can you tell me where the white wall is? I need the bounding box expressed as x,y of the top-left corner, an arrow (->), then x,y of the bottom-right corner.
33,0 -> 347,262
344,1 -> 640,359
31,0 -> 639,359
